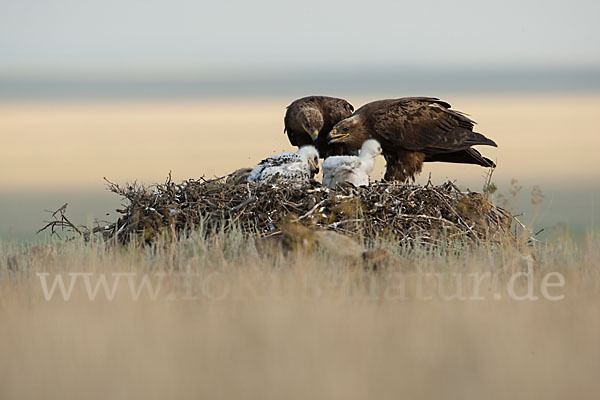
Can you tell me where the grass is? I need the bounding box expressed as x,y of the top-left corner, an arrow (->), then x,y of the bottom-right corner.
2,93 -> 599,398
1,230 -> 599,399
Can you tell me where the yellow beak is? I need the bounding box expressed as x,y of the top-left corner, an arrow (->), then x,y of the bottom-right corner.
328,128 -> 349,143
303,126 -> 320,141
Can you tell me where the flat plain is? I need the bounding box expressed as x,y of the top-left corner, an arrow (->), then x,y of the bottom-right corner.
1,93 -> 599,399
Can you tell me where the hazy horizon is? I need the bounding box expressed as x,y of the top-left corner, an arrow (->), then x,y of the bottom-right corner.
1,67 -> 599,100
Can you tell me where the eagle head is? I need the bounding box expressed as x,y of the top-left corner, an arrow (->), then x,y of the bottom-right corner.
298,107 -> 324,142
297,145 -> 320,175
327,115 -> 365,149
360,139 -> 383,159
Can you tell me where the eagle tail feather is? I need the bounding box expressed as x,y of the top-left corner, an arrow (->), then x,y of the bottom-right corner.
468,131 -> 498,147
425,148 -> 496,168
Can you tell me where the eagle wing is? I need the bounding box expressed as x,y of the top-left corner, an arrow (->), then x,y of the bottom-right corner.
368,98 -> 496,154
258,152 -> 301,167
320,97 -> 355,124
322,156 -> 361,186
249,152 -> 302,182
323,156 -> 361,174
284,103 -> 300,146
322,156 -> 371,188
260,165 -> 310,183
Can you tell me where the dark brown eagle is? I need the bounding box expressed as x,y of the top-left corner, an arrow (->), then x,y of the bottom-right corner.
327,97 -> 497,181
284,96 -> 356,158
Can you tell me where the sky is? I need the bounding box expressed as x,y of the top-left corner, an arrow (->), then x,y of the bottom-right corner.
1,0 -> 599,75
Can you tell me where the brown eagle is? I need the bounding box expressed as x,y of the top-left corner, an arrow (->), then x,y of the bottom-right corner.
327,97 -> 497,181
284,96 -> 356,158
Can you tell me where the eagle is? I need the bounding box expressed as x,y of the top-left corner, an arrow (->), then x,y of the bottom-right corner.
322,139 -> 382,189
248,145 -> 320,184
327,97 -> 497,182
284,96 -> 356,158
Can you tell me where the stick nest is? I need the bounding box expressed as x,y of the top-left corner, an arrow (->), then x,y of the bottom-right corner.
41,172 -> 516,246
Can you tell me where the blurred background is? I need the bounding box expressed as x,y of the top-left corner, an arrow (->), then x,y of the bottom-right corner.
1,0 -> 599,241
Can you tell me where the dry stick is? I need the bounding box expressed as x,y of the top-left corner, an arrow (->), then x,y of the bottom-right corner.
512,216 -> 538,243
51,203 -> 68,218
229,196 -> 257,212
327,219 -> 364,229
298,200 -> 327,220
432,190 -> 479,240
38,204 -> 83,237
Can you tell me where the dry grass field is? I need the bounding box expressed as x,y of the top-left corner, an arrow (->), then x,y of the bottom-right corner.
1,93 -> 599,399
1,231 -> 599,399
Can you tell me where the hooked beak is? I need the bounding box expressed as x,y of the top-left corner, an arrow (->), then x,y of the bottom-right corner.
312,159 -> 320,174
304,127 -> 320,142
328,128 -> 349,143
311,129 -> 319,142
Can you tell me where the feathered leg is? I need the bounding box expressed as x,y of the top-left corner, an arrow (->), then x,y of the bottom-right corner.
383,152 -> 425,182
383,154 -> 406,182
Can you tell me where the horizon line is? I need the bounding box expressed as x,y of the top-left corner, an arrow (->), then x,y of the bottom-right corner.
1,67 -> 599,100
